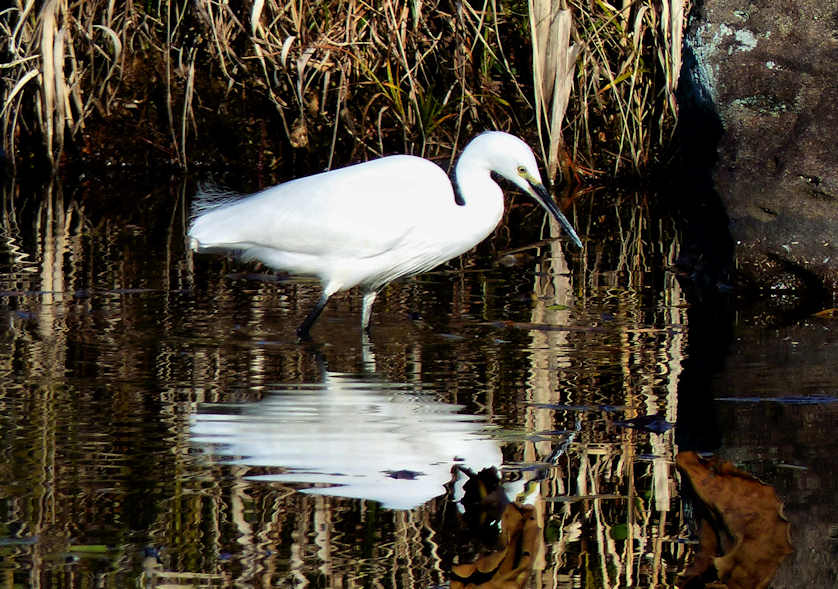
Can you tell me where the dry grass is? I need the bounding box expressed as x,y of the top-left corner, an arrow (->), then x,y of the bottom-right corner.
1,0 -> 127,169
565,0 -> 687,176
1,1 -> 687,178
529,1 -> 578,183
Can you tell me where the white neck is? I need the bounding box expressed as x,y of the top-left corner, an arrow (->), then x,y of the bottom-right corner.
450,147 -> 506,244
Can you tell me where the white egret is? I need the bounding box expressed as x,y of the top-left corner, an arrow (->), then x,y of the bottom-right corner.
188,131 -> 582,338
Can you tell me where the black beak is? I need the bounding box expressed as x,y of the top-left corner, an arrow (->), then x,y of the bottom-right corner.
530,181 -> 583,248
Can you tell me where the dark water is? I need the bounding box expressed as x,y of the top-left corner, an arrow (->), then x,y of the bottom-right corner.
0,177 -> 835,588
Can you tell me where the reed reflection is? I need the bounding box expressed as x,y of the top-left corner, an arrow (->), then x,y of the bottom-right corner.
3,176 -> 805,588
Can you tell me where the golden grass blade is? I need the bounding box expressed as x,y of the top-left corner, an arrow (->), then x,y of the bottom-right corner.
181,53 -> 196,169
105,0 -> 116,28
251,0 -> 265,35
296,46 -> 315,102
39,0 -> 59,166
280,35 -> 296,69
9,0 -> 37,55
53,25 -> 70,133
0,55 -> 40,70
530,2 -> 578,182
530,0 -> 550,169
632,5 -> 648,52
529,0 -> 554,113
64,36 -> 85,132
93,24 -> 123,63
327,66 -> 347,169
547,10 -> 578,183
1,69 -> 39,118
663,0 -> 684,115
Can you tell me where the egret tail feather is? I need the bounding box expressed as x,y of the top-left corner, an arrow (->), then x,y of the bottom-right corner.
190,184 -> 247,219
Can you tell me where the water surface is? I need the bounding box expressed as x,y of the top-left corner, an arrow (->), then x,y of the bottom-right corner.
0,177 -> 834,587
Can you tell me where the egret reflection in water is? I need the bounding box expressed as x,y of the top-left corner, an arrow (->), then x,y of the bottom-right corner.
189,370 -> 502,510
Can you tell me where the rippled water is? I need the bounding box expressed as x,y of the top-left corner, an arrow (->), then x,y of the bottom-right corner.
0,177 -> 835,588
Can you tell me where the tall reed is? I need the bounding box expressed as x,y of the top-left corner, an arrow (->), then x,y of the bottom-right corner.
1,1 -> 687,178
2,0 -> 125,171
565,0 -> 686,176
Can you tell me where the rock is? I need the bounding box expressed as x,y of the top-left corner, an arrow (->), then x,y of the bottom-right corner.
681,1 -> 838,296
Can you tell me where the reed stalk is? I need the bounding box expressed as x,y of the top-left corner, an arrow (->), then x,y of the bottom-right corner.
529,0 -> 579,184
1,0 -> 687,178
567,0 -> 688,176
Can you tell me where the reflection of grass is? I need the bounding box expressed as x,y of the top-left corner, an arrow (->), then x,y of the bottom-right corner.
2,1 -> 685,179
0,174 -> 693,586
522,186 -> 687,587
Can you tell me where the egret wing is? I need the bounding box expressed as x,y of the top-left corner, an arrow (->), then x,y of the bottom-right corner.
189,156 -> 454,259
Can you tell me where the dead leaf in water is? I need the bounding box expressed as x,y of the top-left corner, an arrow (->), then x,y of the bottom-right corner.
451,503 -> 541,589
676,451 -> 793,589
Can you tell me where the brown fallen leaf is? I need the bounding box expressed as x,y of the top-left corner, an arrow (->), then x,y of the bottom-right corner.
678,517 -> 722,584
451,503 -> 542,589
676,451 -> 793,589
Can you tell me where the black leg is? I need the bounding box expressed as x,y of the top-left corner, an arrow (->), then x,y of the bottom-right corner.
296,294 -> 330,340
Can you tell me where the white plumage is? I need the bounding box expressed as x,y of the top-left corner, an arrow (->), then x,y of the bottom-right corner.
188,131 -> 582,338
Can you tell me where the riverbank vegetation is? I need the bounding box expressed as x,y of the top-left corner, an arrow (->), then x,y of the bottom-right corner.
1,0 -> 687,181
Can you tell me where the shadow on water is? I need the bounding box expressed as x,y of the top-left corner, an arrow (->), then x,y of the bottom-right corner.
0,172 -> 834,587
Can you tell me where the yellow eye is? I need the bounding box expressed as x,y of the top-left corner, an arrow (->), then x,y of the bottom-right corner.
516,165 -> 527,175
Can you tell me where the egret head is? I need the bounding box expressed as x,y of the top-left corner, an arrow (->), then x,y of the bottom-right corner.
476,132 -> 582,248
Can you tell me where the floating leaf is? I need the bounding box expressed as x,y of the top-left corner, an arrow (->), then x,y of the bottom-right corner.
451,503 -> 542,589
676,452 -> 793,589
